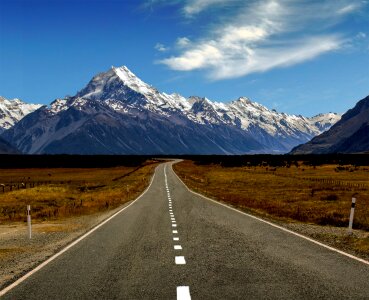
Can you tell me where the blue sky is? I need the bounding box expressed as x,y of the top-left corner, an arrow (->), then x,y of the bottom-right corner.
0,0 -> 368,116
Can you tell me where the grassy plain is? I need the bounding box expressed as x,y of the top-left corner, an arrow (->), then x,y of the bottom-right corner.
0,161 -> 159,223
173,160 -> 369,229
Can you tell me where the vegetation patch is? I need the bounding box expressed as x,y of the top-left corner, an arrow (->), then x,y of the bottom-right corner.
0,160 -> 159,223
173,160 -> 369,229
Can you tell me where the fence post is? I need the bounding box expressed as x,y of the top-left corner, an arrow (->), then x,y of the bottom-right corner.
27,205 -> 32,239
348,197 -> 356,235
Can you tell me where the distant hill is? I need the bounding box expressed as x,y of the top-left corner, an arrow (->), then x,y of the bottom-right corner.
291,95 -> 369,154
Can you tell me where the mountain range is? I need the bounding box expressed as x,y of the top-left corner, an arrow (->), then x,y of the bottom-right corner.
291,95 -> 369,154
0,66 -> 341,154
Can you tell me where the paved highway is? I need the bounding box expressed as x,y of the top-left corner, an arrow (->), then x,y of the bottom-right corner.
2,162 -> 369,299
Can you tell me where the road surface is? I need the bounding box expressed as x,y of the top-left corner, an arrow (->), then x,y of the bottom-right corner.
2,162 -> 369,299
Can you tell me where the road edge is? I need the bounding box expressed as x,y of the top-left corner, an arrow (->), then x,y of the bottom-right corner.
170,162 -> 369,267
0,164 -> 161,297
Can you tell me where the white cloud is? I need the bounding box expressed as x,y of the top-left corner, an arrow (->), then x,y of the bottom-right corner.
211,36 -> 342,79
156,0 -> 366,79
162,35 -> 342,79
154,43 -> 169,52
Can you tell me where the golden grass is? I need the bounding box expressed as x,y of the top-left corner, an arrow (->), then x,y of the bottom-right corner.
173,160 -> 369,229
0,161 -> 159,223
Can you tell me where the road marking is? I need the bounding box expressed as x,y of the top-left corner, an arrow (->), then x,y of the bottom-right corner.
173,237 -> 179,241
174,245 -> 182,250
172,220 -> 176,223
177,286 -> 191,300
173,230 -> 178,234
171,218 -> 176,221
175,256 -> 186,265
0,165 -> 160,297
171,163 -> 369,267
172,224 -> 177,227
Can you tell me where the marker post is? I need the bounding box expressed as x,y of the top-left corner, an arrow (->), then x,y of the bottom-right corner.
348,197 -> 356,235
27,205 -> 32,239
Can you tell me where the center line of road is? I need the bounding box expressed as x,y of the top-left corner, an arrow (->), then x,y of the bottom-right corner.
165,164 -> 191,299
175,256 -> 186,265
177,286 -> 191,300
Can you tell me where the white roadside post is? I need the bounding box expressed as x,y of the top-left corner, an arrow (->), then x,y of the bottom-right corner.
348,197 -> 356,235
27,205 -> 32,239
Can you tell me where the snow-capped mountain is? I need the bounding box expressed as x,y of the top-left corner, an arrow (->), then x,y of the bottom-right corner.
0,96 -> 42,133
1,66 -> 340,154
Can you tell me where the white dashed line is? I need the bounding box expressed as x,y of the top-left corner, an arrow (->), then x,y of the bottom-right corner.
165,165 -> 191,298
177,286 -> 191,300
175,256 -> 186,265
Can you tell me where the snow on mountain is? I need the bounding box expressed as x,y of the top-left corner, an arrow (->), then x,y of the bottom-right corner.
0,96 -> 42,133
1,66 -> 341,154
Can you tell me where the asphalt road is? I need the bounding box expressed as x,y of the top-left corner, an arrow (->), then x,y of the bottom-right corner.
2,162 -> 369,299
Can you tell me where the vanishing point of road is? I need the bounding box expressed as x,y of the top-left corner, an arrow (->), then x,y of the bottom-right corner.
2,162 -> 369,299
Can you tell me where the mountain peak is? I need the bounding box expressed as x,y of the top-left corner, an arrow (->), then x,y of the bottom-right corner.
111,65 -> 153,95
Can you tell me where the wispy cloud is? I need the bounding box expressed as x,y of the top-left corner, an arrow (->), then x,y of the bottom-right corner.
337,3 -> 361,15
154,43 -> 169,52
176,37 -> 191,48
153,0 -> 366,80
183,0 -> 233,16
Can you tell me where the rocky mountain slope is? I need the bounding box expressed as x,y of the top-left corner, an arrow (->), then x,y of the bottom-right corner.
0,136 -> 19,154
1,66 -> 340,155
291,95 -> 369,154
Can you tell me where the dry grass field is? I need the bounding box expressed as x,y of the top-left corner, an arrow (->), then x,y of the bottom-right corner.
0,160 -> 159,223
174,160 -> 369,229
